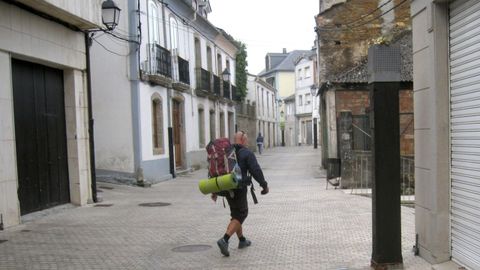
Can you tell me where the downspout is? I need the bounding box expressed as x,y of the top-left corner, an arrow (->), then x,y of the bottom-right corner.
85,33 -> 98,203
161,0 -> 175,178
129,0 -> 142,180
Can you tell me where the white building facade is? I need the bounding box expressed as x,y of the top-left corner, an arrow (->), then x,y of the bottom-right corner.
91,0 -> 238,182
0,0 -> 103,228
294,52 -> 319,145
246,74 -> 280,148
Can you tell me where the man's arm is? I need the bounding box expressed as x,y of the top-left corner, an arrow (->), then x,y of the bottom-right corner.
247,152 -> 268,189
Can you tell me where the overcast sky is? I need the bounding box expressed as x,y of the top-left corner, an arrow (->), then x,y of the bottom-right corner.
208,1 -> 319,75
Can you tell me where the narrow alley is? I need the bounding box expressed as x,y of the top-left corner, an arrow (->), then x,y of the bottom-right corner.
0,147 -> 429,269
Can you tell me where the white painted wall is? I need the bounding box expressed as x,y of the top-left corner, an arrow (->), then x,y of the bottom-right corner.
91,0 -> 135,173
295,58 -> 315,115
139,84 -> 170,161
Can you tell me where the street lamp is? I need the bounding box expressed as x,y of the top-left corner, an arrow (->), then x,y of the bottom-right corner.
102,0 -> 121,31
222,68 -> 230,82
310,85 -> 318,149
85,0 -> 123,203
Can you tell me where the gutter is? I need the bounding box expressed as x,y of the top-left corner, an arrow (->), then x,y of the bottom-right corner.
160,0 -> 175,178
84,33 -> 98,203
129,0 -> 142,179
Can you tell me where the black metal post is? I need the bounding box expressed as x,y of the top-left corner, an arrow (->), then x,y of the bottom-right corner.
370,82 -> 402,266
313,118 -> 318,149
368,45 -> 402,267
281,129 -> 285,146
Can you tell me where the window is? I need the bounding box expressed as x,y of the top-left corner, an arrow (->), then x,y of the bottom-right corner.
210,110 -> 216,140
148,1 -> 160,44
267,93 -> 270,117
298,69 -> 302,80
298,95 -> 303,106
304,67 -> 311,78
151,95 -> 164,155
198,108 -> 205,147
266,77 -> 275,87
220,112 -> 225,137
217,54 -> 222,75
169,16 -> 178,50
194,38 -> 201,68
306,93 -> 311,105
207,46 -> 212,71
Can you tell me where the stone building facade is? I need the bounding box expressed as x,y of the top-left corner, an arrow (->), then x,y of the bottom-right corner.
410,0 -> 480,268
0,0 -> 103,228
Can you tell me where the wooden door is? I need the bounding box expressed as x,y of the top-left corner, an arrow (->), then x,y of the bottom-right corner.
172,100 -> 182,168
12,59 -> 70,215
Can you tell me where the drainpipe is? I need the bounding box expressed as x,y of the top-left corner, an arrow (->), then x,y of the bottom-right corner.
161,0 -> 175,178
129,0 -> 143,182
84,33 -> 98,203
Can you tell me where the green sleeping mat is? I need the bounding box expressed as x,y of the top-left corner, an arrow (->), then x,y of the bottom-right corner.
198,173 -> 238,195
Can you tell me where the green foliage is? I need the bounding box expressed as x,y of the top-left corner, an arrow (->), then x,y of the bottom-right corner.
235,42 -> 248,101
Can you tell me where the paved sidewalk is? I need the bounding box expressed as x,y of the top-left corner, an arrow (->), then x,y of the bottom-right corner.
0,146 -> 430,269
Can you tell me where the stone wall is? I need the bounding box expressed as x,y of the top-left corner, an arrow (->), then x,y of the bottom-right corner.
236,103 -> 257,152
317,0 -> 411,82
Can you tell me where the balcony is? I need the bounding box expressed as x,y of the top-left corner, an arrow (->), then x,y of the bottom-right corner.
213,75 -> 221,96
223,81 -> 230,99
178,56 -> 190,85
195,68 -> 212,97
142,43 -> 172,87
172,56 -> 190,92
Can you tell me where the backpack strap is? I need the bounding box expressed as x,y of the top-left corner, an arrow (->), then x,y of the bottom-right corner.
250,184 -> 258,204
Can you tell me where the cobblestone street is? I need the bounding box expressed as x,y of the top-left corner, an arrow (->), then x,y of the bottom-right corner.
0,146 -> 430,269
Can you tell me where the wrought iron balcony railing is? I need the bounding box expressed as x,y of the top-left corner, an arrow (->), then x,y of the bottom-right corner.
195,68 -> 211,91
213,75 -> 221,96
223,81 -> 230,99
147,43 -> 171,78
178,56 -> 190,85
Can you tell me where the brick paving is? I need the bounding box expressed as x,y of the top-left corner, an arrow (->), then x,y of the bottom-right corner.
0,146 -> 431,269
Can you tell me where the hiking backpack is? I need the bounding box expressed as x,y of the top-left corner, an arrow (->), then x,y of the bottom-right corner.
205,138 -> 257,203
206,138 -> 238,178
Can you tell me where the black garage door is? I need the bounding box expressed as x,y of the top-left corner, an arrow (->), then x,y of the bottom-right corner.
12,59 -> 70,215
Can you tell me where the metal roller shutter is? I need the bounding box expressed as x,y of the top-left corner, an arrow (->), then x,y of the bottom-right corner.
450,0 -> 480,269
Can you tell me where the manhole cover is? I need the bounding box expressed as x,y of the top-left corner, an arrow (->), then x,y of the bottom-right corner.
172,245 -> 211,252
138,202 -> 171,207
98,186 -> 114,190
94,204 -> 113,207
0,240 -> 7,244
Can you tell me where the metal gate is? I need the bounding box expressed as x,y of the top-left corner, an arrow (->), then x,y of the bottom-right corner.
12,59 -> 70,215
450,0 -> 480,268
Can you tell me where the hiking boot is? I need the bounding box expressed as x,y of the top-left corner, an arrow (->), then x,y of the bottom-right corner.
217,238 -> 230,256
238,239 -> 251,249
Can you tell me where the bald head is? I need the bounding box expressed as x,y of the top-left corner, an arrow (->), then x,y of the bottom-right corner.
234,131 -> 248,146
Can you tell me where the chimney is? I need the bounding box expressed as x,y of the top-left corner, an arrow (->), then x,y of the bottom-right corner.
283,48 -> 287,54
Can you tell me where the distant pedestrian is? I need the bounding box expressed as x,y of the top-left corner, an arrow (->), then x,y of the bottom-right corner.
256,133 -> 264,154
212,131 -> 269,257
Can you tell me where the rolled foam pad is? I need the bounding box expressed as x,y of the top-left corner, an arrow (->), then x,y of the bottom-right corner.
198,174 -> 238,195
